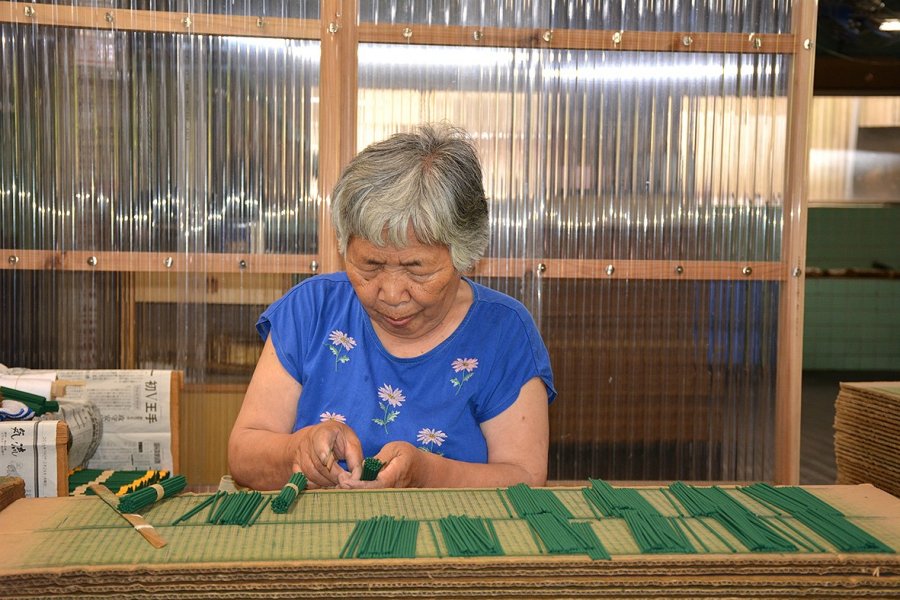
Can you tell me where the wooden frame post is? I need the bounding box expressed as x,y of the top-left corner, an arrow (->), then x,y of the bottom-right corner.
317,0 -> 358,274
775,0 -> 818,484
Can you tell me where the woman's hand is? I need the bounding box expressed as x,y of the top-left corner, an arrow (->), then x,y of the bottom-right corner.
340,441 -> 422,489
288,421 -> 365,488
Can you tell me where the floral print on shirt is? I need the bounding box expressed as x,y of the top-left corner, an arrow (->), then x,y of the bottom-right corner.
416,428 -> 447,455
373,383 -> 405,432
326,330 -> 356,370
450,357 -> 478,395
320,411 -> 347,423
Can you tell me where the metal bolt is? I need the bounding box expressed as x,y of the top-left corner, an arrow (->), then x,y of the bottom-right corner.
536,262 -> 547,274
612,31 -> 622,45
8,255 -> 19,265
472,30 -> 483,41
803,39 -> 812,50
793,267 -> 802,277
182,16 -> 192,28
310,260 -> 319,273
681,35 -> 693,47
675,265 -> 684,275
606,264 -> 615,276
87,256 -> 98,267
238,259 -> 247,270
403,27 -> 413,40
327,21 -> 340,34
163,256 -> 174,268
105,12 -> 114,24
742,266 -> 752,276
753,37 -> 762,49
542,30 -> 553,43
24,6 -> 35,17
257,17 -> 265,28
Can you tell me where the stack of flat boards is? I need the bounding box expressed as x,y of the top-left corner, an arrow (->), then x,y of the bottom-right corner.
0,476 -> 24,512
0,483 -> 898,598
835,382 -> 900,498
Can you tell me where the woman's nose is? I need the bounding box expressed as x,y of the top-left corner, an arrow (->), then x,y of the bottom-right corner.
379,271 -> 410,304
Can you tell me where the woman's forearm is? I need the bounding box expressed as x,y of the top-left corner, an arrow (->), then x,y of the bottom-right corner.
227,426 -> 296,491
411,450 -> 546,488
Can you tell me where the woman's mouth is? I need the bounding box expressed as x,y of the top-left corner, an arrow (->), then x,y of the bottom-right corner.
383,314 -> 413,327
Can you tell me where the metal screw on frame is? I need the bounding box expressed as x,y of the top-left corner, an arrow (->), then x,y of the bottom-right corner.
742,266 -> 753,276
87,256 -> 98,267
328,22 -> 340,34
675,265 -> 684,275
182,16 -> 192,28
792,267 -> 803,277
24,6 -> 35,17
803,39 -> 812,50
681,35 -> 693,47
472,30 -> 483,41
310,260 -> 319,273
238,259 -> 247,270
8,255 -> 19,265
542,30 -> 553,43
612,31 -> 623,45
403,27 -> 413,40
257,17 -> 265,28
606,264 -> 615,276
163,257 -> 174,269
105,12 -> 114,25
536,262 -> 547,275
753,37 -> 762,49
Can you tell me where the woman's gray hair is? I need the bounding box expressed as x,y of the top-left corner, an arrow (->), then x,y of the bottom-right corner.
331,123 -> 489,272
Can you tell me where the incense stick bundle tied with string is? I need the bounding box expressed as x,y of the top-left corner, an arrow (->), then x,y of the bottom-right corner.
271,472 -> 308,513
117,474 -> 186,514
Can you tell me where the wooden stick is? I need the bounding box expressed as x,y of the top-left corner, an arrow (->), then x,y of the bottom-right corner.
88,483 -> 167,549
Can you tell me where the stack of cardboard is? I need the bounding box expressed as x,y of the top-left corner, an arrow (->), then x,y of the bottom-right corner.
835,382 -> 900,498
0,484 -> 898,597
0,476 -> 24,512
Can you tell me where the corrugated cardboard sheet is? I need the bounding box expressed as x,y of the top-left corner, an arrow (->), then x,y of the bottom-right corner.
0,484 -> 898,598
836,382 -> 900,498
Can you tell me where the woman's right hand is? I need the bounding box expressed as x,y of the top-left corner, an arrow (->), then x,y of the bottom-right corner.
287,421 -> 365,488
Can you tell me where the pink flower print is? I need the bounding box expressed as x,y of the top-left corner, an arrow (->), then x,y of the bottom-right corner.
326,330 -> 356,370
378,384 -> 406,407
416,428 -> 447,454
452,358 -> 478,373
320,411 -> 347,423
373,383 -> 405,432
450,357 -> 478,394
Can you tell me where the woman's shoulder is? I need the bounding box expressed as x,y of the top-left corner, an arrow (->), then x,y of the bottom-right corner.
467,279 -> 534,321
465,278 -> 548,350
278,272 -> 352,300
262,273 -> 355,320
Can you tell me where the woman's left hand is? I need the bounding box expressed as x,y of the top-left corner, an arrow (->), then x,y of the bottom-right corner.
340,441 -> 422,489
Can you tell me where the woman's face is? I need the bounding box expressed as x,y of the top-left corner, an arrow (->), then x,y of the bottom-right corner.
345,230 -> 463,344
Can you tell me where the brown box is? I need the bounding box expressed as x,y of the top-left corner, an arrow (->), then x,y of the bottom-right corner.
0,476 -> 25,512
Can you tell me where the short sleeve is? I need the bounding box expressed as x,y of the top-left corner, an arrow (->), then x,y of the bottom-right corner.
255,283 -> 313,384
470,298 -> 556,423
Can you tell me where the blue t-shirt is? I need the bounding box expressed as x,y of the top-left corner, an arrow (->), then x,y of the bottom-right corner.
256,272 -> 556,463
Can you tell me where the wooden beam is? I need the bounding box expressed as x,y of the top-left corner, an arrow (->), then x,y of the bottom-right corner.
775,0 -> 818,485
358,23 -> 794,54
317,0 -> 358,274
0,250 -> 317,274
474,258 -> 786,281
0,1 -> 319,39
1,2 -> 794,55
3,250 -> 787,281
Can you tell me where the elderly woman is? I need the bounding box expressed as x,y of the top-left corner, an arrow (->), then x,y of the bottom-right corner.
228,124 -> 555,490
